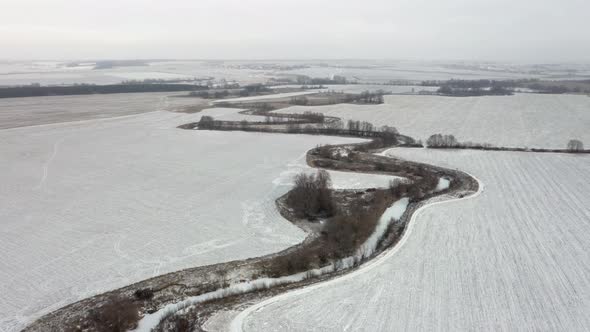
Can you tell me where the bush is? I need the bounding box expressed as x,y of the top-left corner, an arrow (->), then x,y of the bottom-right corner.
157,314 -> 198,332
133,288 -> 154,300
290,96 -> 309,105
287,170 -> 334,219
389,178 -> 408,198
271,250 -> 315,276
567,139 -> 584,152
87,296 -> 139,332
426,134 -> 459,148
198,116 -> 215,129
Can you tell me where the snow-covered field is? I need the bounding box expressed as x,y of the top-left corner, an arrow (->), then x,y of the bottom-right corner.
0,61 -> 271,86
278,64 -> 544,83
277,93 -> 590,149
0,92 -> 205,129
3,73 -> 589,332
236,148 -> 590,331
5,60 -> 590,88
0,110 -> 383,331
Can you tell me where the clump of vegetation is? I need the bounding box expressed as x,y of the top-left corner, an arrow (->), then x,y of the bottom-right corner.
295,75 -> 348,85
198,115 -> 219,129
154,311 -> 198,332
426,134 -> 459,148
271,248 -> 319,276
567,139 -> 584,152
239,84 -> 271,96
82,296 -> 139,332
426,133 -> 494,149
323,192 -> 389,258
290,96 -> 309,105
423,79 -> 515,96
287,170 -> 334,220
133,288 -> 154,300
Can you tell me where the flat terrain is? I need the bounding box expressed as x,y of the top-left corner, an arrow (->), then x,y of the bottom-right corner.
3,82 -> 589,332
0,110 -> 376,331
238,148 -> 590,331
278,93 -> 590,149
0,92 -> 206,129
0,61 -> 270,86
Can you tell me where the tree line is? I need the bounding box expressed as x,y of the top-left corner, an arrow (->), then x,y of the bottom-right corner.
0,84 -> 207,98
295,75 -> 348,85
289,90 -> 384,106
426,134 -> 587,153
196,114 -> 403,146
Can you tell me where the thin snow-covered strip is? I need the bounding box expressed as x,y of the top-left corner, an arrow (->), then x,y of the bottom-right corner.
356,198 -> 409,261
133,198 -> 410,332
133,265 -> 335,332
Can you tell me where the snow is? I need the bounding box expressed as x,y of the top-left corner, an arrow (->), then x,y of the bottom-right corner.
135,197 -> 409,332
237,149 -> 590,331
0,110 -> 368,332
276,93 -> 590,149
279,63 -> 546,83
0,61 -> 272,86
0,92 -> 202,129
435,177 -> 450,192
271,156 -> 402,190
356,198 -> 409,260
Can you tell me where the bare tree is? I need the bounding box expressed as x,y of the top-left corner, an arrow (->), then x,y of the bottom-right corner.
347,119 -> 360,132
426,133 -> 459,148
286,122 -> 301,133
380,125 -> 398,134
360,121 -> 374,133
198,116 -> 215,129
240,120 -> 249,130
567,139 -> 584,152
326,119 -> 344,130
288,170 -> 334,219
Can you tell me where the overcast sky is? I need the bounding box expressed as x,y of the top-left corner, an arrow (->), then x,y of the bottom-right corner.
2,0 -> 589,62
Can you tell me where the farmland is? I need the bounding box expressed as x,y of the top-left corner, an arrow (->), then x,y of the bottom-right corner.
0,109 -> 376,331
277,93 -> 590,149
2,77 -> 589,332
3,0 -> 590,328
0,92 -> 206,129
236,148 -> 590,331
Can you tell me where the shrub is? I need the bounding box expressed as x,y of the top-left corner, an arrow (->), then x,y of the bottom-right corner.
87,296 -> 139,332
287,170 -> 334,219
271,251 -> 314,276
160,314 -> 198,332
426,133 -> 459,148
198,116 -> 215,129
133,288 -> 154,300
567,139 -> 584,152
